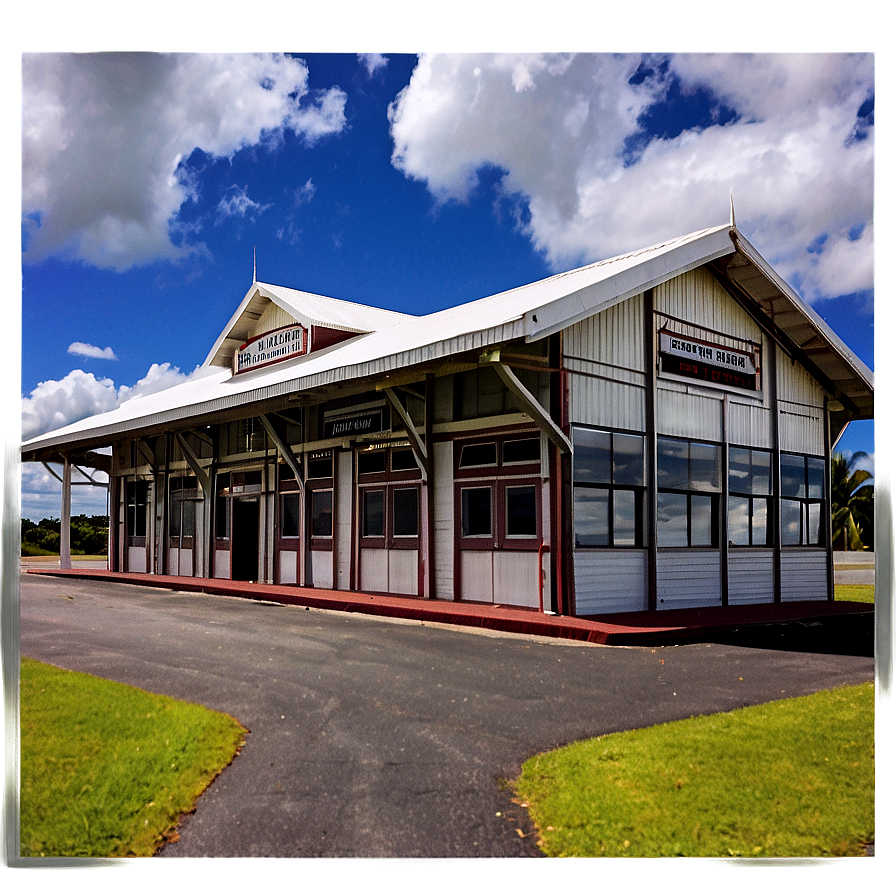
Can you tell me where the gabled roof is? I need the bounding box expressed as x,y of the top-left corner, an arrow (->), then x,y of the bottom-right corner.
21,223 -> 873,461
203,281 -> 417,368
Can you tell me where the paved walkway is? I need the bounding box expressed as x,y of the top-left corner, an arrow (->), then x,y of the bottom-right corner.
26,566 -> 872,647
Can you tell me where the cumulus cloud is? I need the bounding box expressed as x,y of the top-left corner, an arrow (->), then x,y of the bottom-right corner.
68,342 -> 119,361
22,53 -> 347,271
359,54 -> 388,77
22,362 -> 195,441
388,53 -> 873,303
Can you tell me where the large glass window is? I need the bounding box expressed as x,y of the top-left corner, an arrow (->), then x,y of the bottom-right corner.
506,485 -> 537,538
393,488 -> 419,538
656,437 -> 721,548
728,447 -> 773,547
362,489 -> 385,538
310,490 -> 333,538
125,480 -> 149,540
281,493 -> 301,538
781,453 -> 826,546
461,487 -> 492,538
572,427 -> 644,548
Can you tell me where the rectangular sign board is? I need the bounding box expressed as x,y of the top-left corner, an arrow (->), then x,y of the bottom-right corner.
234,324 -> 307,374
659,332 -> 758,390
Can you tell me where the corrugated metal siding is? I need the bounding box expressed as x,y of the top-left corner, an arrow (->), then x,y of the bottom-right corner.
494,552 -> 540,608
565,294 -> 644,370
777,346 -> 825,454
656,387 -> 723,441
657,551 -> 721,608
460,551 -> 491,602
360,548 -> 388,592
279,550 -> 297,584
781,551 -> 828,601
336,450 -> 353,590
434,442 -> 455,599
656,268 -> 762,342
728,551 -> 775,604
728,400 -> 773,448
569,374 -> 645,431
573,551 -> 647,614
214,549 -> 229,578
312,550 -> 334,589
252,302 -> 296,339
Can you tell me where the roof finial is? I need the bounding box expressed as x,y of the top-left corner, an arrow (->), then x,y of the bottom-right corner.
253,246 -> 257,284
729,190 -> 736,229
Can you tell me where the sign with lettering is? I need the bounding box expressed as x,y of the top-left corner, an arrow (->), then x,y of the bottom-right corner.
234,324 -> 307,374
324,408 -> 385,439
659,333 -> 758,390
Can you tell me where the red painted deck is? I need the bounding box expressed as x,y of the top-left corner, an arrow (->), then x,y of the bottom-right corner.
25,567 -> 873,646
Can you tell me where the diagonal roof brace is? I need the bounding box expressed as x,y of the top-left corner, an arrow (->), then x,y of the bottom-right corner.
482,350 -> 571,454
380,386 -> 428,480
259,414 -> 304,496
174,432 -> 211,495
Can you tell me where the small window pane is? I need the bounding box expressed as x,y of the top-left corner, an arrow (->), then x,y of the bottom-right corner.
657,492 -> 689,547
690,494 -> 714,546
807,457 -> 825,499
311,491 -> 333,538
459,443 -> 497,468
358,451 -> 387,475
182,500 -> 195,538
503,438 -> 540,465
461,487 -> 492,537
751,497 -> 769,546
506,485 -> 537,537
657,439 -> 689,490
781,454 -> 805,498
169,504 -> 181,537
807,502 -> 822,546
729,447 -> 751,494
307,454 -> 332,479
690,442 -> 720,491
282,493 -> 300,538
393,488 -> 419,537
391,449 -> 417,472
573,487 -> 609,547
613,489 -> 637,546
728,495 -> 751,546
781,499 -> 802,545
751,450 -> 772,496
216,497 -> 230,539
362,490 -> 385,537
573,428 -> 612,483
613,434 -> 644,486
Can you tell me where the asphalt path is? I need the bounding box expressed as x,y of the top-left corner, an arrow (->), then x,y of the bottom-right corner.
19,573 -> 874,858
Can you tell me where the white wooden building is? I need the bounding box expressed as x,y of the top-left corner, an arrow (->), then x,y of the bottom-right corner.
22,222 -> 874,617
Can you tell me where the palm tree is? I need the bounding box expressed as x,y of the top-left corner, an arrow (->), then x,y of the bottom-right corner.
830,451 -> 874,551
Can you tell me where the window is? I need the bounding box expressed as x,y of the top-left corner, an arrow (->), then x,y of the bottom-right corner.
459,442 -> 497,469
728,447 -> 772,547
461,486 -> 492,538
310,490 -> 333,538
656,437 -> 721,548
362,489 -> 385,538
125,480 -> 149,540
358,450 -> 387,476
307,451 -> 333,480
281,493 -> 301,538
169,475 -> 198,545
506,485 -> 537,537
781,453 -> 826,546
572,427 -> 644,548
392,488 -> 419,538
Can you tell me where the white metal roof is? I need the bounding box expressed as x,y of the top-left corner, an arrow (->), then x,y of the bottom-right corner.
22,223 -> 873,460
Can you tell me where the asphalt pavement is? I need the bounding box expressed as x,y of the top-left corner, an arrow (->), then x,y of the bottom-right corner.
18,572 -> 875,858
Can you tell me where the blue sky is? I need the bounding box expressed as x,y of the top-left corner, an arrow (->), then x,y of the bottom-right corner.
19,51 -> 875,520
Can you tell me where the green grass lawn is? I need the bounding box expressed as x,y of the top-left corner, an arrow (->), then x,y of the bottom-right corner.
835,583 -> 875,603
516,682 -> 874,858
19,657 -> 247,858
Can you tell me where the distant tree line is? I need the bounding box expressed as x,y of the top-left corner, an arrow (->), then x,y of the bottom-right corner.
21,515 -> 109,556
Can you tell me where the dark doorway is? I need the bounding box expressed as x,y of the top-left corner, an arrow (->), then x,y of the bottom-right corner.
232,499 -> 260,581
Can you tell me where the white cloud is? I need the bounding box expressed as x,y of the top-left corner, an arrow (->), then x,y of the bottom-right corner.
22,53 -> 348,272
388,53 -> 873,304
359,54 -> 388,77
21,362 -> 195,442
216,185 -> 270,223
68,342 -> 119,361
